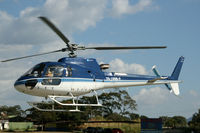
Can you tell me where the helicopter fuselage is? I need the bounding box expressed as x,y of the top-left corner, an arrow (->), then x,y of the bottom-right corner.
14,57 -> 183,98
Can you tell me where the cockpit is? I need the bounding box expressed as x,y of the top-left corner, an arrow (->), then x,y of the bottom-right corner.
22,62 -> 72,78
17,62 -> 73,86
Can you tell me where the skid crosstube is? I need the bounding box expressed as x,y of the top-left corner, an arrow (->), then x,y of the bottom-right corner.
28,90 -> 102,112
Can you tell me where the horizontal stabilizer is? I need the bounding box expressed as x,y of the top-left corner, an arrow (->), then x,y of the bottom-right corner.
152,65 -> 171,91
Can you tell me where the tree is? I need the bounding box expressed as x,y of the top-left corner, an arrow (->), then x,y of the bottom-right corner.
129,113 -> 140,120
118,90 -> 137,116
0,105 -> 25,121
79,89 -> 137,120
106,113 -> 129,121
160,116 -> 171,127
98,89 -> 137,118
161,116 -> 187,128
26,89 -> 137,124
140,115 -> 148,119
172,116 -> 187,128
98,91 -> 121,117
26,107 -> 56,124
0,105 -> 23,116
189,109 -> 200,132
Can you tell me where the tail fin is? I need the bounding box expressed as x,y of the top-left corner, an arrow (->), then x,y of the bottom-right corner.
170,56 -> 185,80
152,56 -> 184,96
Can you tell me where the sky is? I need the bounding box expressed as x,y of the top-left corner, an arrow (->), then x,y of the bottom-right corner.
0,0 -> 200,119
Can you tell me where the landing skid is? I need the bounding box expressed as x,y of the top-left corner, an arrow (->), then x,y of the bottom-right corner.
27,102 -> 74,112
28,90 -> 102,112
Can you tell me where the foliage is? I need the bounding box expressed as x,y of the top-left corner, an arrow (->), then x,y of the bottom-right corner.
106,112 -> 130,121
140,115 -> 148,119
26,109 -> 56,123
100,90 -> 137,118
79,89 -> 137,120
24,89 -> 138,123
189,109 -> 200,132
0,105 -> 23,116
0,93 -> 192,131
0,105 -> 25,121
129,113 -> 140,120
160,116 -> 187,128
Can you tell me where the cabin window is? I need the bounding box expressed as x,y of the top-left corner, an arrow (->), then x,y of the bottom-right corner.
45,65 -> 64,77
42,79 -> 61,85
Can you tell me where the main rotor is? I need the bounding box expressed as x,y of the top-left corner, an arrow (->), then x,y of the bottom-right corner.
1,16 -> 167,62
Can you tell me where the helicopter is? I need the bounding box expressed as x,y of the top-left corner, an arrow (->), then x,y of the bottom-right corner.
1,17 -> 184,112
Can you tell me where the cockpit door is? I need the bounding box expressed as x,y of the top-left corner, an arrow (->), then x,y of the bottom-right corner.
41,65 -> 64,86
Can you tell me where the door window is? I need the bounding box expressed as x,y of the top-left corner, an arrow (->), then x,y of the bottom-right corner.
45,66 -> 64,77
42,65 -> 64,85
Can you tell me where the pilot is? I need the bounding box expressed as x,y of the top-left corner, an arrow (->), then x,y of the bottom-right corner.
46,69 -> 53,77
44,69 -> 53,85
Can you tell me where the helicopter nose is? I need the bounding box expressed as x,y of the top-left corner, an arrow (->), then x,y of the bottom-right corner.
14,80 -> 26,93
14,79 -> 38,92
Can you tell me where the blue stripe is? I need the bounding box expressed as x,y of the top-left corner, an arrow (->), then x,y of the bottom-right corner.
15,76 -> 168,84
15,78 -> 145,84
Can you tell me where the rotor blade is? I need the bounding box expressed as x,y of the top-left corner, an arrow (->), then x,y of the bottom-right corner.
1,48 -> 67,62
39,16 -> 72,50
85,46 -> 167,50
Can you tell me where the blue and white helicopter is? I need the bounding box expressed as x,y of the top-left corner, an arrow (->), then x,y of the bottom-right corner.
1,17 -> 184,112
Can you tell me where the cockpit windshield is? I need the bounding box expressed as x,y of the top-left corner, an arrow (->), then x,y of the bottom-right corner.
22,63 -> 72,78
23,63 -> 45,77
